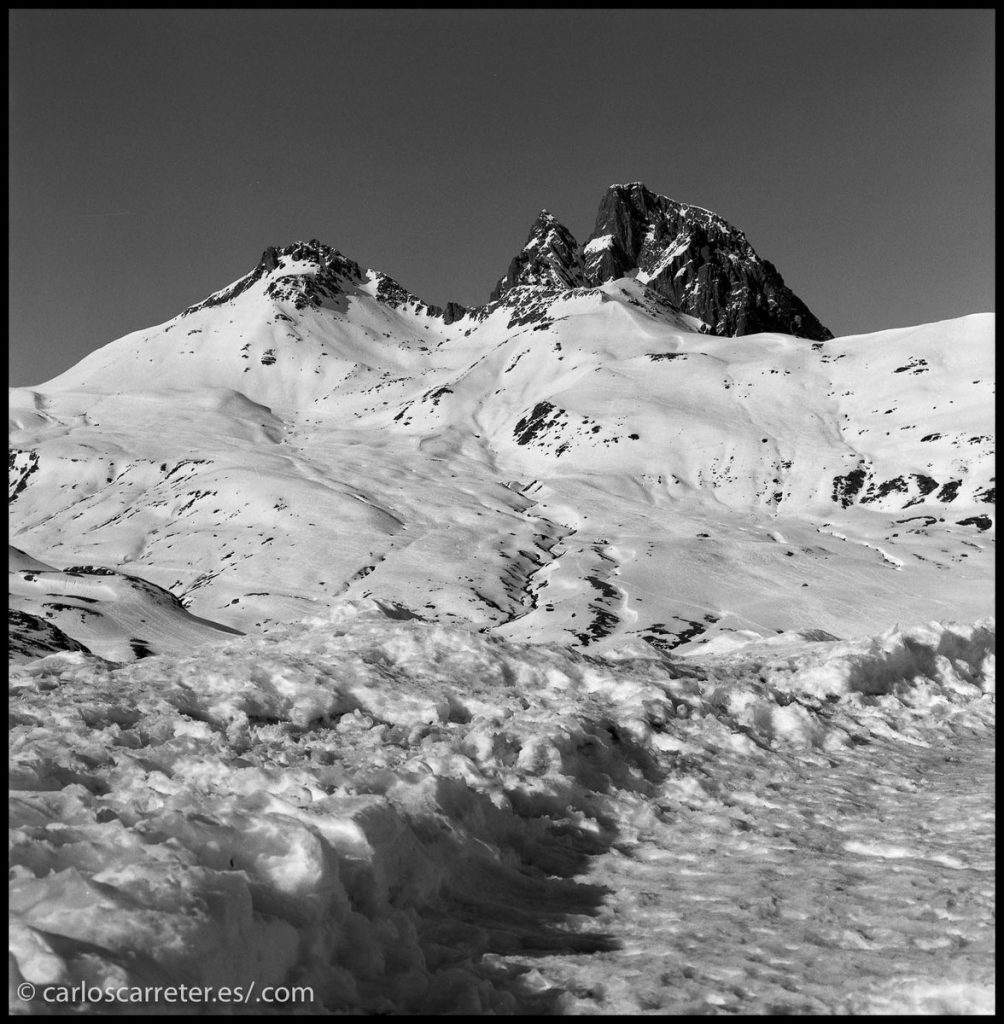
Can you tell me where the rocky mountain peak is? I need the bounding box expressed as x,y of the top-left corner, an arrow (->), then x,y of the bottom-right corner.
486,184 -> 831,339
183,239 -> 365,316
582,183 -> 832,341
181,238 -> 465,324
182,186 -> 831,341
489,210 -> 585,302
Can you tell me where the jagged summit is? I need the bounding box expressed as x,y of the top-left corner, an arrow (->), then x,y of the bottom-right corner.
491,183 -> 833,341
489,210 -> 585,301
181,184 -> 830,341
581,183 -> 833,341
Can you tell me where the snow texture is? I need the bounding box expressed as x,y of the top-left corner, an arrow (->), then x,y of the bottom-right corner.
9,605 -> 995,1013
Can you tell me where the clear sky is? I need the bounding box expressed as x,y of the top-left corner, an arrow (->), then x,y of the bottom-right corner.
9,9 -> 994,386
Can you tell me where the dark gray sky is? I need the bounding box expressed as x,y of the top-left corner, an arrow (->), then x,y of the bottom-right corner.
10,9 -> 994,386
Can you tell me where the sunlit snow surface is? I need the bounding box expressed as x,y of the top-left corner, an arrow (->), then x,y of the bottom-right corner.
9,298 -> 994,654
10,603 -> 994,1014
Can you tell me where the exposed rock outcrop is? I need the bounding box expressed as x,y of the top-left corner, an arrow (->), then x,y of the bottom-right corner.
490,211 -> 585,301
581,183 -> 832,341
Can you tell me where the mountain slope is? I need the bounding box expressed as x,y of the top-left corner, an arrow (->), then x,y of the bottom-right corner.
9,546 -> 241,662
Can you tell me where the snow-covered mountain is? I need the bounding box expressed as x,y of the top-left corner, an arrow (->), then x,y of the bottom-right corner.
8,184 -> 994,660
8,184 -> 995,1015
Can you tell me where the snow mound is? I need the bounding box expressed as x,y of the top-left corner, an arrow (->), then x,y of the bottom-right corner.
695,619 -> 994,747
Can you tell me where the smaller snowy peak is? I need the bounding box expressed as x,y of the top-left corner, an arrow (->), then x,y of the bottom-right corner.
490,210 -> 586,301
582,183 -> 833,342
182,239 -> 366,316
182,239 -> 462,324
368,269 -> 442,317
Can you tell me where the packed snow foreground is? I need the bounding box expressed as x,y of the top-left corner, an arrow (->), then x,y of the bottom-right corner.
10,602 -> 995,1014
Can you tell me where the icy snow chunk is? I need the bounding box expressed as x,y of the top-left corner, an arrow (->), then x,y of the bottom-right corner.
860,981 -> 995,1016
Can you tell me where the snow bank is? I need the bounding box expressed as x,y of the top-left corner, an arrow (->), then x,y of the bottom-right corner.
700,619 -> 995,747
9,605 -> 995,1013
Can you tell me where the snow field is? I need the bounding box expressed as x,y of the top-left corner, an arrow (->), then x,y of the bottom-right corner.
9,605 -> 995,1013
10,290 -> 993,657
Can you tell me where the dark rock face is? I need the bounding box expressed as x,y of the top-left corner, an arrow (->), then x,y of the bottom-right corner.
581,183 -> 833,341
373,271 -> 431,312
490,211 -> 585,302
9,449 -> 41,503
441,301 -> 467,325
9,608 -> 92,661
957,515 -> 992,531
487,184 -> 832,340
